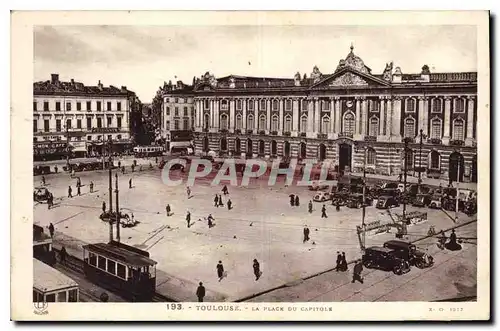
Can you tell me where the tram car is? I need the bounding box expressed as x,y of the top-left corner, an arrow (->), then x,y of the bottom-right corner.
82,240 -> 157,302
33,258 -> 79,303
133,145 -> 164,158
33,225 -> 56,266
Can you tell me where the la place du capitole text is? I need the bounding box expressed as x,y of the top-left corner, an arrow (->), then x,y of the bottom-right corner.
194,305 -> 333,312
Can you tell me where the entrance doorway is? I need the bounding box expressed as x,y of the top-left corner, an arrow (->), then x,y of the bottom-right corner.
338,143 -> 352,172
203,136 -> 209,152
448,151 -> 465,183
271,140 -> 277,156
299,142 -> 307,159
246,139 -> 253,157
318,144 -> 326,161
284,141 -> 290,158
220,137 -> 228,151
235,138 -> 241,155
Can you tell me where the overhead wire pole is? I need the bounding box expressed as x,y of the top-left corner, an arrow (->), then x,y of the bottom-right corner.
108,138 -> 113,243
115,172 -> 120,243
402,137 -> 410,236
455,154 -> 461,223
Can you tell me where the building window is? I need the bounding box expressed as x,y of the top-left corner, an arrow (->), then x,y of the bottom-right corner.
77,119 -> 82,129
404,149 -> 414,168
76,102 -> 81,111
343,112 -> 355,135
322,100 -> 330,111
183,117 -> 189,130
300,115 -> 308,133
259,114 -> 266,130
430,150 -> 440,169
220,114 -> 228,130
107,117 -> 112,126
33,120 -> 37,133
66,119 -> 71,129
321,116 -> 330,133
33,102 -> 37,111
86,101 -> 91,111
260,100 -> 266,110
66,102 -> 71,111
370,100 -> 380,112
44,120 -> 49,132
117,117 -> 122,129
97,118 -> 102,128
404,117 -> 416,138
183,107 -> 188,117
369,117 -> 379,137
204,100 -> 209,109
117,134 -> 122,140
97,101 -> 102,111
452,118 -> 465,141
56,120 -> 61,132
454,98 -> 465,113
236,114 -> 242,130
247,100 -> 254,111
247,114 -> 254,130
406,98 -> 416,112
285,100 -> 292,111
430,118 -> 442,139
107,102 -> 112,111
271,115 -> 279,132
166,107 -> 170,116
432,98 -> 442,113
221,100 -> 228,111
173,119 -> 179,130
166,121 -> 170,130
204,114 -> 209,129
55,102 -> 61,111
302,100 -> 308,110
236,100 -> 242,110
284,115 -> 292,132
366,148 -> 376,165
87,135 -> 92,141
117,102 -> 121,111
272,100 -> 279,111
175,107 -> 179,116
44,102 -> 49,111
86,117 -> 92,129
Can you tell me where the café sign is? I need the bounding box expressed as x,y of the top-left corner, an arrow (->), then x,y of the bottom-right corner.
91,128 -> 120,133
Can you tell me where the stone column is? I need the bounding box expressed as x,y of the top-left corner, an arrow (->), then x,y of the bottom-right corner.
242,98 -> 247,130
379,98 -> 385,136
443,96 -> 451,144
254,100 -> 258,131
418,96 -> 425,137
292,98 -> 299,133
266,99 -> 271,132
335,97 -> 341,133
307,98 -> 314,133
390,97 -> 400,140
355,97 -> 361,134
466,96 -> 475,146
214,99 -> 220,129
361,97 -> 368,135
197,100 -> 202,128
330,98 -> 335,133
314,98 -> 320,133
279,99 -> 284,133
422,97 -> 429,136
229,99 -> 235,132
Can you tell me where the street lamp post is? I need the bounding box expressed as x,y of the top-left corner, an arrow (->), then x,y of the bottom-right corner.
418,129 -> 427,192
355,143 -> 368,251
401,137 -> 411,236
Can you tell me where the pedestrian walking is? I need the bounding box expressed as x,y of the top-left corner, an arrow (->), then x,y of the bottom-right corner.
340,252 -> 348,272
41,176 -> 46,186
335,251 -> 342,271
89,181 -> 94,193
222,185 -> 229,195
186,187 -> 191,198
308,200 -> 313,213
68,186 -> 72,198
336,201 -> 340,212
54,165 -> 58,174
77,177 -> 81,188
303,225 -> 310,243
60,246 -> 67,264
295,195 -> 300,207
129,178 -> 132,189
253,259 -> 261,281
166,204 -> 171,216
102,201 -> 106,213
208,215 -> 214,228
218,194 -> 224,207
289,194 -> 295,207
118,161 -> 121,168
214,194 -> 219,207
186,211 -> 191,228
321,204 -> 328,218
48,223 -> 55,238
77,185 -> 81,196
47,193 -> 53,210
351,260 -> 364,284
121,166 -> 125,174
227,199 -> 232,210
196,282 -> 205,302
216,261 -> 224,281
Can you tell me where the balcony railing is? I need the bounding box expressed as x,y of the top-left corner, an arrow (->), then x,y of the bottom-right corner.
299,132 -> 307,137
283,131 -> 291,137
450,139 -> 465,146
219,129 -> 228,134
402,137 -> 415,143
427,138 -> 442,145
317,133 -> 327,139
246,129 -> 254,135
203,128 -> 209,132
363,135 -> 377,143
338,132 -> 353,139
234,129 -> 241,134
259,130 -> 266,135
270,131 -> 278,136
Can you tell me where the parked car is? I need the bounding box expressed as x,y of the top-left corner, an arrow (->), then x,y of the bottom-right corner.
381,182 -> 399,190
412,193 -> 432,207
309,180 -> 329,191
362,246 -> 411,275
313,191 -> 332,202
383,240 -> 434,269
34,187 -> 51,202
429,197 -> 442,209
376,195 -> 400,209
346,193 -> 373,209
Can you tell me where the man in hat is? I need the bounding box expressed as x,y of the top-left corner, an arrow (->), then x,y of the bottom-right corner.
335,251 -> 342,271
129,178 -> 133,189
253,259 -> 261,281
216,261 -> 224,281
321,204 -> 328,218
186,211 -> 191,228
166,204 -> 171,216
295,195 -> 300,207
48,223 -> 55,238
102,201 -> 106,214
227,199 -> 232,210
308,200 -> 313,214
196,282 -> 206,302
214,194 -> 219,207
68,186 -> 72,198
303,225 -> 310,243
352,259 -> 364,284
289,194 -> 295,207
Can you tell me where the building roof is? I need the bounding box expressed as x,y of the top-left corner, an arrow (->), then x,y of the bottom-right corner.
33,258 -> 78,293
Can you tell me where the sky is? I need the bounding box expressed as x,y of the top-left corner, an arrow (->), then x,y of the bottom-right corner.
34,25 -> 477,102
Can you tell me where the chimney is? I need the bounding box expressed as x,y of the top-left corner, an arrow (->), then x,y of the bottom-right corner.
70,79 -> 75,85
51,74 -> 59,84
121,86 -> 127,93
98,80 -> 103,90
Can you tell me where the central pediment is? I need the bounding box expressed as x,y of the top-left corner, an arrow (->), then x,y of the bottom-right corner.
310,67 -> 391,89
329,72 -> 369,87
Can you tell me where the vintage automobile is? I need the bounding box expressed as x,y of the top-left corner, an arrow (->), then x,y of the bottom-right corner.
346,193 -> 373,209
412,193 -> 432,207
33,165 -> 51,176
463,200 -> 477,216
34,187 -> 51,202
362,246 -> 411,275
429,197 -> 442,209
376,195 -> 400,209
309,180 -> 330,191
313,191 -> 332,202
99,211 -> 138,228
383,240 -> 434,269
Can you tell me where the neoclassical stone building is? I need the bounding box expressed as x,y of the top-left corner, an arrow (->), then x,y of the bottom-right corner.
188,46 -> 477,182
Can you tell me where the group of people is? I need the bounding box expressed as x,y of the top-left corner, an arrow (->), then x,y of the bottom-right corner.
335,251 -> 348,272
289,194 -> 300,207
66,177 -> 95,198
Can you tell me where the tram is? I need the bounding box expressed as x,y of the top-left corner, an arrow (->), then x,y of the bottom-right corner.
33,258 -> 79,303
82,240 -> 157,302
133,145 -> 164,158
33,225 -> 56,266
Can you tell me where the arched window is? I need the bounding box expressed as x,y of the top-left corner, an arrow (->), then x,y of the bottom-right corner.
220,114 -> 228,130
321,116 -> 330,133
300,115 -> 308,133
453,118 -> 465,141
204,113 -> 210,129
454,98 -> 465,113
369,117 -> 379,137
369,100 -> 380,112
343,112 -> 355,135
272,100 -> 279,111
221,100 -> 228,110
322,100 -> 330,110
430,118 -> 442,139
285,99 -> 292,110
259,114 -> 266,131
432,98 -> 442,113
247,114 -> 254,130
366,148 -> 376,165
235,114 -> 242,130
406,98 -> 416,112
260,100 -> 266,110
404,117 -> 416,138
430,150 -> 440,169
271,115 -> 279,132
284,115 -> 292,132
